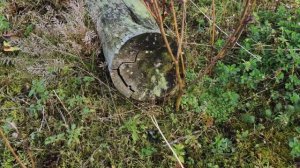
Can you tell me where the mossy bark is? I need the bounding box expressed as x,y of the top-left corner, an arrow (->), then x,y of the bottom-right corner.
86,0 -> 176,100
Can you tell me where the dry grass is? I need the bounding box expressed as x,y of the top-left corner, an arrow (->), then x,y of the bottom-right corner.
20,0 -> 100,58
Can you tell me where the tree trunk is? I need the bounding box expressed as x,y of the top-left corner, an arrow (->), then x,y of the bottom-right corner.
86,0 -> 176,100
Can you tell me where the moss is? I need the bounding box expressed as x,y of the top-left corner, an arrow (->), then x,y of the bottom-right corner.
1,101 -> 21,121
9,83 -> 22,94
123,0 -> 155,21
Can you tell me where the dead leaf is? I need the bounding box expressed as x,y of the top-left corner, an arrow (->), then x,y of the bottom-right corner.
3,41 -> 11,47
4,46 -> 20,52
3,41 -> 21,52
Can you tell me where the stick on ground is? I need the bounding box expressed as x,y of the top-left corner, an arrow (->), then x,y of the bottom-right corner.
0,127 -> 27,168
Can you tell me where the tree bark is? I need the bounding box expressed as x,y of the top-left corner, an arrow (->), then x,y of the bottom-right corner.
86,0 -> 176,100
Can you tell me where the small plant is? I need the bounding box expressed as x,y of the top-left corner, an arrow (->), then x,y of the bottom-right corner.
67,124 -> 83,148
0,15 -> 9,33
173,144 -> 186,163
67,95 -> 84,108
289,137 -> 300,158
123,115 -> 141,144
241,113 -> 255,124
1,150 -> 15,168
83,76 -> 95,87
182,79 -> 240,123
140,146 -> 157,158
45,133 -> 66,145
211,135 -> 232,155
29,79 -> 49,101
28,79 -> 49,118
44,124 -> 83,149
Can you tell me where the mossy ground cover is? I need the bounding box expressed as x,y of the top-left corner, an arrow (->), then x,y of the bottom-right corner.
0,0 -> 299,167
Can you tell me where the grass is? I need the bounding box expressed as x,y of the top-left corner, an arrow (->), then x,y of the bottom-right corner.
0,0 -> 299,167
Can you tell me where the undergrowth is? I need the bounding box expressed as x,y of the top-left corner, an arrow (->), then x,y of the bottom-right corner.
0,0 -> 299,167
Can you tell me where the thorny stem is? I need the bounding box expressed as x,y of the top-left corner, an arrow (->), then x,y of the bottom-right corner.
152,0 -> 186,111
170,0 -> 180,45
191,0 -> 255,86
179,1 -> 187,78
153,0 -> 176,63
161,0 -> 167,20
175,0 -> 187,111
210,0 -> 216,59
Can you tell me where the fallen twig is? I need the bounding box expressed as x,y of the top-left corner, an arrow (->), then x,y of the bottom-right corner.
150,115 -> 184,168
0,127 -> 27,168
53,90 -> 70,127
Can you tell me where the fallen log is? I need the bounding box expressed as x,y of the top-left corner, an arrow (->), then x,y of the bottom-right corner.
86,0 -> 176,100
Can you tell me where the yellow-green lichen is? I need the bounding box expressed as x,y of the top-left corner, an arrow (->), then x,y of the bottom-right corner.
151,69 -> 168,97
123,0 -> 156,23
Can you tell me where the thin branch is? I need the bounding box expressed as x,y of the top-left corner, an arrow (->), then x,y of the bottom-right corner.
177,1 -> 186,60
210,0 -> 216,59
53,90 -> 70,127
0,127 -> 27,168
153,0 -> 177,63
179,1 -> 187,77
184,42 -> 300,51
152,0 -> 185,111
7,122 -> 36,168
170,0 -> 180,44
189,0 -> 260,60
174,0 -> 187,111
191,0 -> 255,85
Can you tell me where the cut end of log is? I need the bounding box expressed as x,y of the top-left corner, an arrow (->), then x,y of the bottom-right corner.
110,33 -> 177,101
